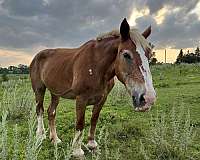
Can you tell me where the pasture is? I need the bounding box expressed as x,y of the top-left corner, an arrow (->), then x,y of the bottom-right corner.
0,64 -> 200,160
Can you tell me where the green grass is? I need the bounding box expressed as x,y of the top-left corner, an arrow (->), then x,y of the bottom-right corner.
0,64 -> 200,159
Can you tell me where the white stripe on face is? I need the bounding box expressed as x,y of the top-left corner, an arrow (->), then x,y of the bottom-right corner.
137,45 -> 156,103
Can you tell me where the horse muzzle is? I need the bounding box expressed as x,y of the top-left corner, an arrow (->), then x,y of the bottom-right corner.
132,92 -> 156,112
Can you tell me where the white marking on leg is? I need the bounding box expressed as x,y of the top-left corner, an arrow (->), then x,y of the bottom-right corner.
50,125 -> 62,144
36,114 -> 46,138
48,110 -> 61,144
87,127 -> 98,149
72,130 -> 84,157
87,140 -> 98,149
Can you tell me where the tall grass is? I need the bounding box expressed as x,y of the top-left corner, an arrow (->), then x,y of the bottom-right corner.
0,79 -> 43,160
139,106 -> 198,160
0,79 -> 75,159
12,124 -> 19,160
0,110 -> 8,159
25,107 -> 44,160
1,79 -> 33,120
0,68 -> 200,159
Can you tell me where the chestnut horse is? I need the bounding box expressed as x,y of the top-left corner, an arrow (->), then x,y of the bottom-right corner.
30,18 -> 156,157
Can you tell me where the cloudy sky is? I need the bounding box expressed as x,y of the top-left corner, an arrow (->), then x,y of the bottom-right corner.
0,0 -> 200,66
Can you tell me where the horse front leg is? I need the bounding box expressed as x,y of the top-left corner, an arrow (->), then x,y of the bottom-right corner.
87,97 -> 106,150
72,96 -> 87,158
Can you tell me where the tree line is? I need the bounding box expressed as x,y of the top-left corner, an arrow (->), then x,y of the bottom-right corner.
149,46 -> 200,65
176,47 -> 200,64
0,64 -> 29,74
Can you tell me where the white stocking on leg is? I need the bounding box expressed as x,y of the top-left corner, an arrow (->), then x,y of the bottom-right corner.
36,114 -> 46,139
72,130 -> 84,157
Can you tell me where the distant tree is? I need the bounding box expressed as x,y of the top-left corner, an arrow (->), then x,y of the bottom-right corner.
149,51 -> 158,65
150,57 -> 157,65
175,49 -> 184,64
195,47 -> 200,56
0,67 -> 8,74
8,66 -> 20,74
0,64 -> 29,74
18,64 -> 29,74
176,47 -> 200,64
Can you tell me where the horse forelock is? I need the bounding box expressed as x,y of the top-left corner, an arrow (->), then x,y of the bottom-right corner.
129,28 -> 152,55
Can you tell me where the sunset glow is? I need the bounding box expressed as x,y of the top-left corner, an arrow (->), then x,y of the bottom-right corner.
0,49 -> 32,67
154,48 -> 195,63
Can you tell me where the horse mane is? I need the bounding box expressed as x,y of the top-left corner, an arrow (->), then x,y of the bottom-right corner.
96,27 -> 152,53
96,30 -> 120,41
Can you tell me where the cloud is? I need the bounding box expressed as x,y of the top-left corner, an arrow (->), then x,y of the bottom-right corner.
135,0 -> 200,49
0,0 -> 134,50
0,0 -> 200,65
145,0 -> 199,14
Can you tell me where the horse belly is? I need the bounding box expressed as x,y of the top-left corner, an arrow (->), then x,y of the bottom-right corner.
60,91 -> 76,99
87,95 -> 103,105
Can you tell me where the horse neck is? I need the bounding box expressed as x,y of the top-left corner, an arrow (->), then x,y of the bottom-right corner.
95,37 -> 120,81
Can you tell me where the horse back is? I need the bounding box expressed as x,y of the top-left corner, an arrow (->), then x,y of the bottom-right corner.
30,40 -> 98,97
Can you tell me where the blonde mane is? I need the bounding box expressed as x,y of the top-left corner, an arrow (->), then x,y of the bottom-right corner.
96,27 -> 152,53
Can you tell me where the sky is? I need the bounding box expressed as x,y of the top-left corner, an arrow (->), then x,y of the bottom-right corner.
0,0 -> 200,67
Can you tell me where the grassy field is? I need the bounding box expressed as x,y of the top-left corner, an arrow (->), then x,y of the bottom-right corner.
0,64 -> 200,160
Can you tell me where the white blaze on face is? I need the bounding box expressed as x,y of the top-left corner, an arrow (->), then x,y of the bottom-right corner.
121,49 -> 145,96
137,45 -> 156,104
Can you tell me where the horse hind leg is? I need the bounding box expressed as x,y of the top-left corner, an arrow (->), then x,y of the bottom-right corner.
72,96 -> 87,158
35,85 -> 46,139
47,93 -> 61,144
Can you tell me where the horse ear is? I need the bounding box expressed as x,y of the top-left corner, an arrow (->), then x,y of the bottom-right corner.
120,18 -> 130,41
142,26 -> 151,39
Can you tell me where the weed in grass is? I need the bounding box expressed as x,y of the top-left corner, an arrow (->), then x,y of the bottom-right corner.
1,79 -> 34,120
12,124 -> 19,160
0,110 -> 8,159
139,106 -> 198,160
139,140 -> 149,160
25,107 -> 44,160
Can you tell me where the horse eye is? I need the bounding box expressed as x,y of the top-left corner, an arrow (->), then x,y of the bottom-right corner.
123,52 -> 131,59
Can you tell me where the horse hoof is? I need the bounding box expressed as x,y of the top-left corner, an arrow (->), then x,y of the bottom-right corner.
87,140 -> 98,150
51,137 -> 62,144
72,148 -> 84,158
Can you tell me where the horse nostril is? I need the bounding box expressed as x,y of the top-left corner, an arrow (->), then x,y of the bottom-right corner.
139,94 -> 146,106
132,96 -> 137,106
132,94 -> 146,107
